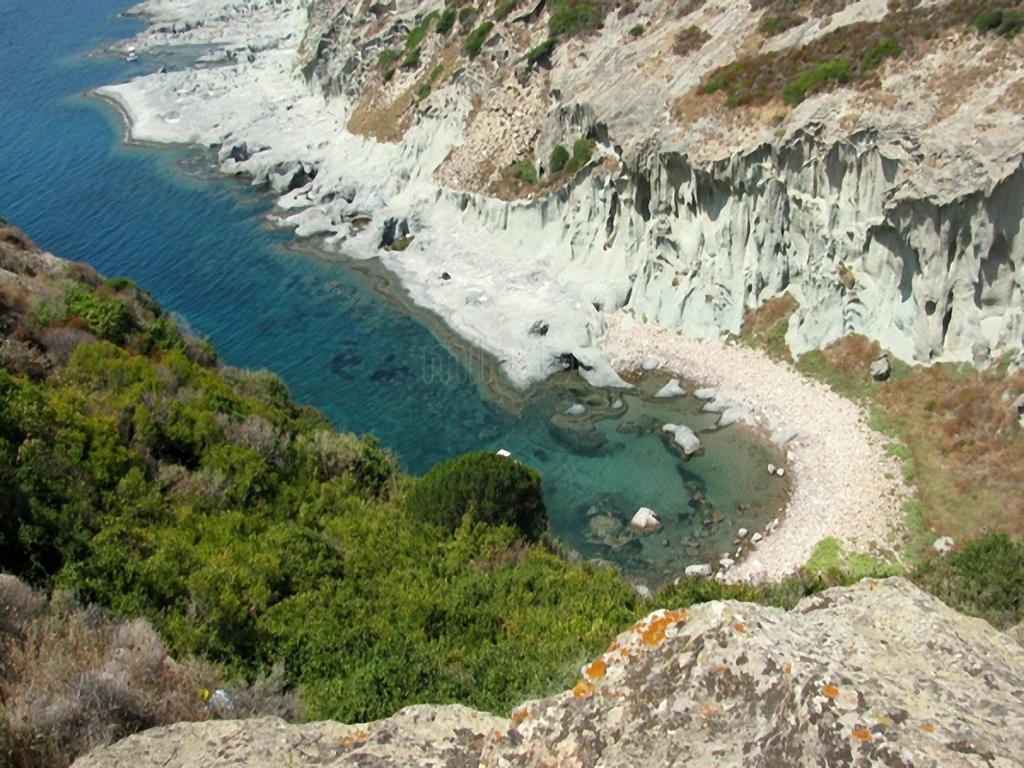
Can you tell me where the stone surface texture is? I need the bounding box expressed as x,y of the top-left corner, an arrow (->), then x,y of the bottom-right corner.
76,579 -> 1024,767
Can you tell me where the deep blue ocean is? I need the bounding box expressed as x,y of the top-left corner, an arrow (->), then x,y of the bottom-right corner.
0,0 -> 787,585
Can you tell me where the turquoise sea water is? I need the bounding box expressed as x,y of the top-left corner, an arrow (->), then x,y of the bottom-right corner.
0,0 -> 788,586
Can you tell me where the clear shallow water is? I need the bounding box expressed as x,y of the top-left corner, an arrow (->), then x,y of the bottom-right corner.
0,0 -> 788,586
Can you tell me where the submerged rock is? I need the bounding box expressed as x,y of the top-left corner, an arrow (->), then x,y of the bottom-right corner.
548,413 -> 606,453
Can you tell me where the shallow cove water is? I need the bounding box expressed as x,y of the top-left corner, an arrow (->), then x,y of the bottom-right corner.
0,0 -> 789,587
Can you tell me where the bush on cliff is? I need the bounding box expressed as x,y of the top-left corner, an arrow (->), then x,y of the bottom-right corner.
913,532 -> 1024,629
464,21 -> 494,57
405,451 -> 548,540
549,144 -> 570,173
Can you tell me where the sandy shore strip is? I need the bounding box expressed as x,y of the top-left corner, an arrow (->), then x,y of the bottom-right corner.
601,312 -> 908,582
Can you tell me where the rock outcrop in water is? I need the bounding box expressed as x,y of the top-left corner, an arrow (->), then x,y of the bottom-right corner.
99,0 -> 1024,387
74,579 -> 1024,767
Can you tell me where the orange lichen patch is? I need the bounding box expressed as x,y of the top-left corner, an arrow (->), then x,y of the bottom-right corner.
851,727 -> 873,742
714,665 -> 729,675
640,609 -> 688,648
784,663 -> 793,675
339,729 -> 370,748
619,648 -> 632,660
699,703 -> 722,718
822,683 -> 840,699
869,580 -> 878,589
606,639 -> 620,654
733,622 -> 747,634
492,730 -> 504,741
573,679 -> 596,699
585,659 -> 608,680
922,723 -> 936,734
511,708 -> 530,726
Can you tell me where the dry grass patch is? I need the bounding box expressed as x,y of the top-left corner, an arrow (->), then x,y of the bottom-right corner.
697,1 -> 1024,109
0,576 -> 303,768
737,297 -> 1024,544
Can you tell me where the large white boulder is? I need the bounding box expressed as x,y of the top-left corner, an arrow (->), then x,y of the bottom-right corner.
629,507 -> 662,533
684,563 -> 712,578
662,424 -> 702,456
654,378 -> 686,398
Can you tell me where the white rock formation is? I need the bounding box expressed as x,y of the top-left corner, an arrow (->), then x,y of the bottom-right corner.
661,423 -> 701,456
629,507 -> 662,533
654,378 -> 686,398
96,0 -> 1024,392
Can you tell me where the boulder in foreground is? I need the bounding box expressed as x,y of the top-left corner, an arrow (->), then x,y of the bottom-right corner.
75,579 -> 1024,767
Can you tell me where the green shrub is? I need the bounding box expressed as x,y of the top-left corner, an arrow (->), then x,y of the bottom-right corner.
701,72 -> 730,95
564,137 -> 595,174
549,144 -> 570,173
973,9 -> 1024,37
759,13 -> 804,37
464,21 -> 494,57
416,63 -> 444,99
377,48 -> 401,68
63,286 -> 132,344
629,24 -> 644,37
549,0 -> 602,38
861,36 -> 902,71
406,24 -> 428,50
405,451 -> 548,540
913,532 -> 1024,629
782,59 -> 851,106
402,46 -> 421,69
493,0 -> 518,21
514,160 -> 538,183
102,276 -> 136,292
525,37 -> 557,64
436,8 -> 457,34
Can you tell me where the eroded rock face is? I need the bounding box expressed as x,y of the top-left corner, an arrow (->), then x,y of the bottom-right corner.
486,578 -> 1024,766
72,704 -> 506,768
76,579 -> 1024,767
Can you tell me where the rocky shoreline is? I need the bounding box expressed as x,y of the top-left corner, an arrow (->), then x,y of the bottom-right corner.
602,312 -> 909,581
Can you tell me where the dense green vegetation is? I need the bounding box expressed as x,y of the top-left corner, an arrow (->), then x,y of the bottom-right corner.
565,137 -> 595,174
406,451 -> 547,539
782,59 -> 850,106
525,37 -> 557,65
698,1 -> 1024,109
548,0 -> 603,38
549,144 -> 570,173
0,269 -> 643,724
464,21 -> 494,57
436,8 -> 457,35
512,159 -> 539,184
2,240 -> 1022,763
973,8 -> 1024,37
493,0 -> 518,21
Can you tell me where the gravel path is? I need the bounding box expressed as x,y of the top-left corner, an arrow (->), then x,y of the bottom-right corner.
601,313 -> 908,582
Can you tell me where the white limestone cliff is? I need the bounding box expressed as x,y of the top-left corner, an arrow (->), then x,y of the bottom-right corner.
96,0 -> 1024,389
